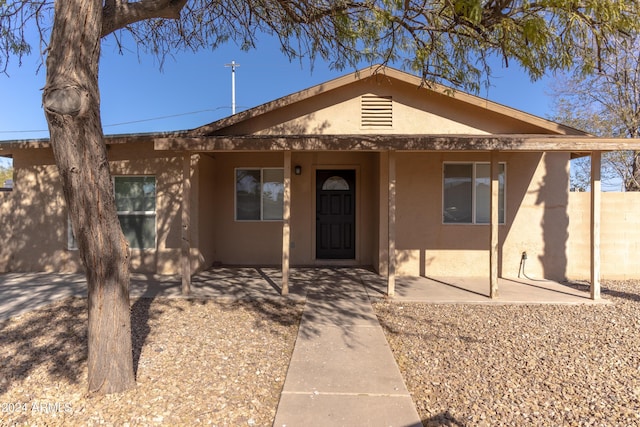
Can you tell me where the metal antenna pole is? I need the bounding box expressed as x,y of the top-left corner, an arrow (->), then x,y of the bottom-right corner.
224,60 -> 240,115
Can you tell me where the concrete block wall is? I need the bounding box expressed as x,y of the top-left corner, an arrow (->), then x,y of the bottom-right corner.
568,192 -> 640,280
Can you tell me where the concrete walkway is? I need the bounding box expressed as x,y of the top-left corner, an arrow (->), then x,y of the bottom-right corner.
273,273 -> 422,427
0,272 -> 86,320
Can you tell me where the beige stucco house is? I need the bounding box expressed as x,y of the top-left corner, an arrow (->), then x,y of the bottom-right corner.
2,66 -> 640,298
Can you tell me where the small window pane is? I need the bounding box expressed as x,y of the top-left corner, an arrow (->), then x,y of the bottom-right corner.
114,176 -> 157,248
118,214 -> 156,249
115,176 -> 156,212
443,164 -> 473,223
262,169 -> 284,220
475,164 -> 490,223
236,169 -> 261,220
322,176 -> 350,190
0,156 -> 13,190
475,164 -> 505,224
499,165 -> 505,223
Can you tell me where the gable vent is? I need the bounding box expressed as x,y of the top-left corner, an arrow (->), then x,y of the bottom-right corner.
361,95 -> 393,128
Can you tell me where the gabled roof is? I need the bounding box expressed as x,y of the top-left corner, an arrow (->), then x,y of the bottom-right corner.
187,65 -> 587,137
7,65 -> 640,155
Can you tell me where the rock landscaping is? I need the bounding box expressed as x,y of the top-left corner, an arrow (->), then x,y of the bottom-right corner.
2,280 -> 640,426
374,280 -> 640,426
0,297 -> 303,426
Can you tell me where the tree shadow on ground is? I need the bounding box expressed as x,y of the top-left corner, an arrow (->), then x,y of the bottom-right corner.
1,293 -> 305,396
287,267 -> 388,345
0,297 -> 87,396
602,286 -> 640,302
185,266 -> 383,343
374,301 -> 483,345
563,280 -> 640,303
422,411 -> 466,426
213,298 -> 304,335
131,296 -> 155,378
129,293 -> 304,377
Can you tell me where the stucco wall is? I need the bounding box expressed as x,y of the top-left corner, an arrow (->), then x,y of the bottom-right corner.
567,192 -> 640,280
0,184 -> 16,271
0,143 -> 196,275
3,145 -> 639,281
205,151 -> 377,266
393,151 -> 572,281
502,151 -> 571,280
221,78 -> 557,136
0,148 -> 80,272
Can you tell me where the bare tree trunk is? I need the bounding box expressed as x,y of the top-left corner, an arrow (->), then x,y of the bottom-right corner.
627,150 -> 640,191
43,0 -> 135,394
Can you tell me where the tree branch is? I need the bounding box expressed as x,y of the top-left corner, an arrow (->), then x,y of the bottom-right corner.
102,0 -> 188,37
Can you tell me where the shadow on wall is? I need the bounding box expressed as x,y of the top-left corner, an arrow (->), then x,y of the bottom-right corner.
391,152 -> 572,281
105,144 -> 186,275
0,152 -> 81,273
393,152 -> 545,278
536,153 -> 569,281
0,144 -> 188,275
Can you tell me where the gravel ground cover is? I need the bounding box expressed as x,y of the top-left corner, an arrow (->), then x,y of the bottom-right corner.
0,296 -> 303,426
374,280 -> 640,427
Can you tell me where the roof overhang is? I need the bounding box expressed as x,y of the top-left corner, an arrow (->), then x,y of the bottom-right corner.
154,134 -> 640,153
3,133 -> 639,155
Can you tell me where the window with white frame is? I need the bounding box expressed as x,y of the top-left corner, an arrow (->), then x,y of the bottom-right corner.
115,176 -> 156,248
443,162 -> 505,224
235,168 -> 284,221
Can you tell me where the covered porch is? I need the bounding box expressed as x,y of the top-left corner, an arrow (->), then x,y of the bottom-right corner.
164,134 -> 639,301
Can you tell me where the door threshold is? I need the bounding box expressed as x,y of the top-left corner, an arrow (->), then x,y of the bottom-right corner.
312,259 -> 358,266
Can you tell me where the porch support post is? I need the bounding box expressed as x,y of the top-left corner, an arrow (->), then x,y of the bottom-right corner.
378,152 -> 389,276
489,151 -> 499,298
590,151 -> 601,300
387,150 -> 397,297
181,152 -> 192,295
282,150 -> 291,296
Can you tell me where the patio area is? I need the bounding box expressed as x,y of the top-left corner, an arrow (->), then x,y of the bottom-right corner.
371,274 -> 603,304
0,267 -> 605,320
131,266 -> 602,305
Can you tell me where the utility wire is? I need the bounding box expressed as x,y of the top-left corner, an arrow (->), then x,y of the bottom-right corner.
0,106 -> 247,134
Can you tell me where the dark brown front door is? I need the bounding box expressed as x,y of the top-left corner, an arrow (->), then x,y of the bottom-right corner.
316,170 -> 356,259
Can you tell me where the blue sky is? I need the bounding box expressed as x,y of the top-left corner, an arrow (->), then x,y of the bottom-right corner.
0,33 -> 557,166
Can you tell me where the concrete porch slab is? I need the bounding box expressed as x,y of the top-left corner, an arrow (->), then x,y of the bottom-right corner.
0,267 -> 606,322
366,275 -> 606,304
0,273 -> 86,320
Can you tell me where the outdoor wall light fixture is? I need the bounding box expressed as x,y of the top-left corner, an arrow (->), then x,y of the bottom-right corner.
294,165 -> 302,175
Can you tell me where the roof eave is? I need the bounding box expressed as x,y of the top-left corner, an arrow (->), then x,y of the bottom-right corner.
154,134 -> 638,152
